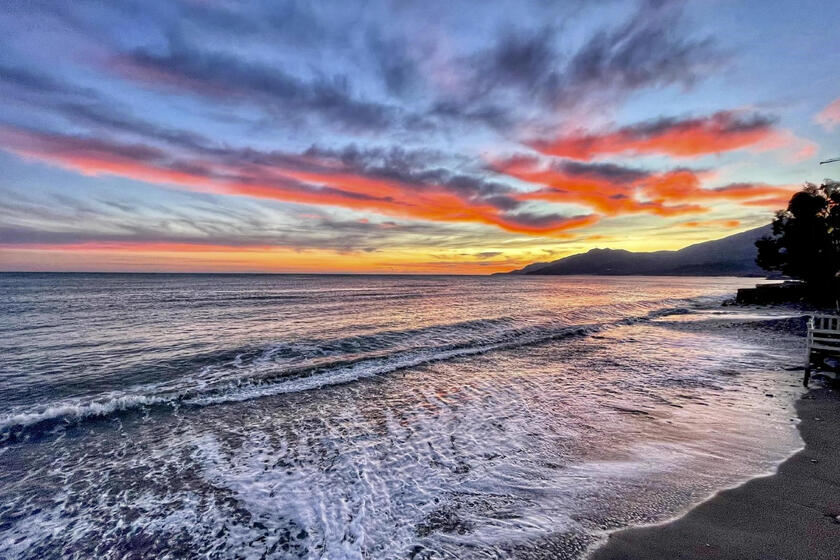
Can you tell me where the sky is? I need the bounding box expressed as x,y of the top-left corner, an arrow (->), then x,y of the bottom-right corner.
1,0 -> 839,274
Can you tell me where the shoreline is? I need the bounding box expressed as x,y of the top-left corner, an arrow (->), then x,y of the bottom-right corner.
588,385 -> 840,560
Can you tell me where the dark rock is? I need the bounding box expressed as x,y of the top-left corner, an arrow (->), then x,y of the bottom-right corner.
736,281 -> 808,304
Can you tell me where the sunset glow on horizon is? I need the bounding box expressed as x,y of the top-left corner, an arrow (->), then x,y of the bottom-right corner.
1,0 -> 838,273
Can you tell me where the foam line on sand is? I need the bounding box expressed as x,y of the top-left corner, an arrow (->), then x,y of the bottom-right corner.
589,386 -> 840,560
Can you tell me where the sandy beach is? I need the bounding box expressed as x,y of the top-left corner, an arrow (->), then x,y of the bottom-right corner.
590,385 -> 840,560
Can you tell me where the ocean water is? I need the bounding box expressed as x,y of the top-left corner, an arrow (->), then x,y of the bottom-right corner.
0,273 -> 805,559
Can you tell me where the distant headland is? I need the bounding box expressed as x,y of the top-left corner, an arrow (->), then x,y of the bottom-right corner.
500,225 -> 772,277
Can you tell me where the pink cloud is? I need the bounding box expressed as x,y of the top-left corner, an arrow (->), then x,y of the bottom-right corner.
815,98 -> 840,131
527,111 -> 817,163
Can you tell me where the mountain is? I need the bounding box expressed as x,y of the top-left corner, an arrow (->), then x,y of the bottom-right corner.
505,225 -> 772,276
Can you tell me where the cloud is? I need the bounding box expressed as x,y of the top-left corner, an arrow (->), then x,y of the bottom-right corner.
477,28 -> 559,102
815,98 -> 840,131
456,0 -> 724,128
0,191 -> 528,255
560,1 -> 721,98
0,228 -> 272,252
0,64 -> 216,153
493,155 -> 797,215
474,251 -> 503,259
493,155 -> 707,216
527,111 -> 783,160
654,181 -> 795,209
366,28 -> 422,96
0,64 -> 92,98
1,2 -> 736,151
109,32 -> 399,133
0,0 -> 804,265
678,219 -> 741,229
0,125 -> 597,236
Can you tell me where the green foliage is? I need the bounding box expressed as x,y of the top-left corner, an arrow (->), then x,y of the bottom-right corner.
755,180 -> 840,302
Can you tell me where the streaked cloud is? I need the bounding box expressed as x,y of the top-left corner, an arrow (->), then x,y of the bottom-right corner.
0,125 -> 595,235
0,0 -> 833,272
459,0 -> 725,126
492,155 -> 797,217
679,219 -> 741,229
527,112 -> 793,160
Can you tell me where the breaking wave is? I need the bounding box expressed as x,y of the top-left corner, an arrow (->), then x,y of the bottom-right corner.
0,305 -> 696,443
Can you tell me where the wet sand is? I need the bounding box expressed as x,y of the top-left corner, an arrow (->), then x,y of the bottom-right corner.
590,386 -> 840,560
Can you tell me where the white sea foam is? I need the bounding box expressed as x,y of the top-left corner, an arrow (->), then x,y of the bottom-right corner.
0,300 -> 751,439
1,317 -> 804,558
0,276 -> 806,559
0,321 -> 602,438
0,393 -> 171,434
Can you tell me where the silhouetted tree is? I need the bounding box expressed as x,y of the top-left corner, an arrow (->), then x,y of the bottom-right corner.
755,180 -> 840,303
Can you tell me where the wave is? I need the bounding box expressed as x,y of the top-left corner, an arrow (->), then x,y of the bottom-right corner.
0,304 -> 698,444
0,394 -> 173,441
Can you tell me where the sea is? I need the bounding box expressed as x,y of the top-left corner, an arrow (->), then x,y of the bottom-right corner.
0,273 -> 806,559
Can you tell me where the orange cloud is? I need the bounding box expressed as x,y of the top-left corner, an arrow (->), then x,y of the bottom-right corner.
815,98 -> 840,131
737,195 -> 795,208
679,219 -> 741,229
0,126 -> 594,237
494,157 -> 708,217
528,111 -> 800,160
493,155 -> 797,216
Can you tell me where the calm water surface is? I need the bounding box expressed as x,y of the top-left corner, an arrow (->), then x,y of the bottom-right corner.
0,274 -> 804,559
